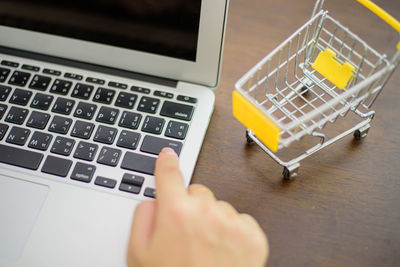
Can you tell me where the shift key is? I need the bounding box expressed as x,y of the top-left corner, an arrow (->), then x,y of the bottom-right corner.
141,135 -> 182,156
160,101 -> 194,121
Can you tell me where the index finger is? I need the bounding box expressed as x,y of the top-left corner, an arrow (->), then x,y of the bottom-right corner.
154,147 -> 187,205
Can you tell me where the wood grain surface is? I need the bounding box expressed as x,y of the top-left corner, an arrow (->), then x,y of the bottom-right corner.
191,0 -> 400,266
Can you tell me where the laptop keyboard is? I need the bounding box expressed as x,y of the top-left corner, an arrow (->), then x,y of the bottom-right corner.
0,57 -> 197,199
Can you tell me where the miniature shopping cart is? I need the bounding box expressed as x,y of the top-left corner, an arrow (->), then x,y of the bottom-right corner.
233,0 -> 400,179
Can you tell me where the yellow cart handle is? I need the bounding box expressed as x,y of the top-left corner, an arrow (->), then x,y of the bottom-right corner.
357,0 -> 400,50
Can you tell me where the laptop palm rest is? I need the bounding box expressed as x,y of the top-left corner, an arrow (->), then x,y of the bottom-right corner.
0,175 -> 48,261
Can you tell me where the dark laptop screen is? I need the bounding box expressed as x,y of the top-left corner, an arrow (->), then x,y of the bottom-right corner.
0,0 -> 201,61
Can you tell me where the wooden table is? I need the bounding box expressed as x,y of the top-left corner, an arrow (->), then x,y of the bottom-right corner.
192,0 -> 400,266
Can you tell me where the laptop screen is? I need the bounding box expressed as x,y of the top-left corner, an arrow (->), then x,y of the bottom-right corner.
0,0 -> 201,61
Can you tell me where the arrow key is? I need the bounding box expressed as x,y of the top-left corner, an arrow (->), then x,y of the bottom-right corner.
95,176 -> 117,189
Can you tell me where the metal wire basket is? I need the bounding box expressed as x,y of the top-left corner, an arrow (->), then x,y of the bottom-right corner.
233,0 -> 400,179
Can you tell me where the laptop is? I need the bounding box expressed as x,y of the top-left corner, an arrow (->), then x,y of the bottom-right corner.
0,0 -> 229,266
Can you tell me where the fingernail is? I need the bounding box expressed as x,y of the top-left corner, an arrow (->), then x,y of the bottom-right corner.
161,147 -> 176,155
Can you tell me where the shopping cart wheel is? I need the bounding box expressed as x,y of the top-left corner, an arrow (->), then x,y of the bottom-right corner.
282,163 -> 300,180
300,85 -> 309,95
245,129 -> 254,145
353,124 -> 370,140
353,130 -> 362,140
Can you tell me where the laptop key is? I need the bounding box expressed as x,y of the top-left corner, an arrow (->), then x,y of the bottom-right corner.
71,120 -> 94,139
30,93 -> 54,110
165,121 -> 189,140
144,188 -> 156,198
95,176 -> 117,189
154,90 -> 173,99
93,87 -> 115,104
43,68 -> 61,76
74,141 -> 98,161
0,123 -> 9,140
137,96 -> 160,114
0,67 -> 10,83
115,92 -> 137,109
117,130 -> 141,150
177,95 -> 197,104
71,162 -> 96,183
6,126 -> 30,146
5,106 -> 29,125
51,136 -> 75,156
120,173 -> 144,194
122,173 -> 144,186
86,77 -> 105,85
50,79 -> 72,95
119,111 -> 142,130
0,85 -> 11,101
9,88 -> 33,106
41,155 -> 72,177
48,115 -> 73,134
28,131 -> 53,151
142,115 -> 165,135
8,71 -> 31,86
0,103 -> 7,120
140,135 -> 182,156
120,174 -> 143,194
22,64 -> 40,72
97,146 -> 121,167
52,97 -> 75,115
93,125 -> 117,144
121,152 -> 156,175
1,60 -> 19,68
109,81 -> 127,89
0,144 -> 43,170
96,106 -> 119,125
131,86 -> 150,94
160,101 -> 194,121
71,83 -> 94,99
74,102 -> 97,120
119,183 -> 141,194
64,72 -> 83,80
29,75 -> 52,91
26,111 -> 50,129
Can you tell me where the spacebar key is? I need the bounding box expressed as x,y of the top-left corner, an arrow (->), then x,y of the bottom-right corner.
0,144 -> 43,170
121,152 -> 156,175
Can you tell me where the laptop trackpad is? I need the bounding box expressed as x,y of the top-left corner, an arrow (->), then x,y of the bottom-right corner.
0,175 -> 49,261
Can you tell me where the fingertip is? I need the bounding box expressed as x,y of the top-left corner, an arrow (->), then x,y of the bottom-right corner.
155,147 -> 179,173
160,147 -> 177,156
156,147 -> 178,165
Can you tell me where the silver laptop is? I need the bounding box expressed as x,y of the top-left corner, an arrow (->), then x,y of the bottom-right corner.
0,0 -> 229,266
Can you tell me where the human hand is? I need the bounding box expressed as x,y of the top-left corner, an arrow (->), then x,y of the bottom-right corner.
127,147 -> 269,267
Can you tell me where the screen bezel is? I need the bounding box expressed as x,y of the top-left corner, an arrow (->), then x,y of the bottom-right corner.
0,0 -> 228,87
